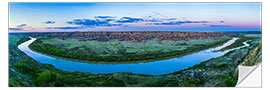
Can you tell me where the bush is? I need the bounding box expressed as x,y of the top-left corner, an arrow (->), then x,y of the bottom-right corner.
101,78 -> 125,87
34,71 -> 52,86
14,60 -> 41,74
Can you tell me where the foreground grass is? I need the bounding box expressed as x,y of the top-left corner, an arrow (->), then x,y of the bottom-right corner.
9,34 -> 261,87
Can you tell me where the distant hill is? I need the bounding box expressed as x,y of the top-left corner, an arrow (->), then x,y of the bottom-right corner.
15,31 -> 235,42
222,31 -> 261,34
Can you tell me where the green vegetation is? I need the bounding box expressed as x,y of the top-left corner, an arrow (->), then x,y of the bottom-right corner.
9,34 -> 57,86
16,36 -> 31,45
222,34 -> 261,50
9,33 -> 262,87
167,38 -> 261,86
242,42 -> 262,66
9,34 -> 30,46
29,37 -> 231,63
9,35 -> 35,65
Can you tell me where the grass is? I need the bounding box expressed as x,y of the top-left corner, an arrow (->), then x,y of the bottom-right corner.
9,34 -> 30,46
28,36 -> 232,63
42,37 -> 231,56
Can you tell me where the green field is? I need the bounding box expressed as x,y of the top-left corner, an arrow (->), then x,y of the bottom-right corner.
42,37 -> 230,55
29,37 -> 231,63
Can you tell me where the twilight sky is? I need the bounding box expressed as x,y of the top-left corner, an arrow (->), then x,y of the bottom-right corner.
9,3 -> 261,32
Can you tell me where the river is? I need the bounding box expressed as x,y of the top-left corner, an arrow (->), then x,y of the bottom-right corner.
18,37 -> 249,75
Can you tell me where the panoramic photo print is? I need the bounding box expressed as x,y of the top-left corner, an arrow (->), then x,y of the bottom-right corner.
8,3 -> 262,87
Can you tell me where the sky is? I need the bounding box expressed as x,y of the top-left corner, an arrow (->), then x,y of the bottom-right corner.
9,3 -> 261,32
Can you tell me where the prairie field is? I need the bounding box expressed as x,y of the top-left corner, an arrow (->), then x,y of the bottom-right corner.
41,37 -> 231,56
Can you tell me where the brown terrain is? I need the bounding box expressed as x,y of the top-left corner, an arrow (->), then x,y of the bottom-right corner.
26,31 -> 235,42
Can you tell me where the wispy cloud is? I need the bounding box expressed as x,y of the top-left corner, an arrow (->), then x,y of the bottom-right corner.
9,28 -> 23,30
16,24 -> 27,27
11,24 -> 27,30
150,21 -> 209,25
67,19 -> 121,27
48,15 -> 226,30
47,26 -> 84,29
45,21 -> 56,24
94,16 -> 116,19
116,17 -> 144,23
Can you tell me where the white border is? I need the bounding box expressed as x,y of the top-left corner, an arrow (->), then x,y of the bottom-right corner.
2,0 -> 268,90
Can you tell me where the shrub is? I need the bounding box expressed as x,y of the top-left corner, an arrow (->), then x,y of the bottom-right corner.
34,71 -> 52,85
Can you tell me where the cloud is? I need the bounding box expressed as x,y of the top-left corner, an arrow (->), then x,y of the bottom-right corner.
47,26 -> 84,29
151,21 -> 209,25
9,28 -> 23,30
145,19 -> 162,22
16,24 -> 27,27
11,24 -> 27,30
144,17 -> 163,22
45,21 -> 56,24
147,19 -> 162,22
104,19 -> 115,22
202,24 -> 208,25
64,16 -> 211,29
95,16 -> 116,19
143,15 -> 169,22
150,12 -> 168,18
163,18 -> 177,21
116,17 -> 144,23
210,25 -> 230,27
67,19 -> 121,27
66,21 -> 73,24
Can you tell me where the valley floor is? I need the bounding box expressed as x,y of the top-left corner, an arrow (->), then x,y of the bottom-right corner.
29,36 -> 231,63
